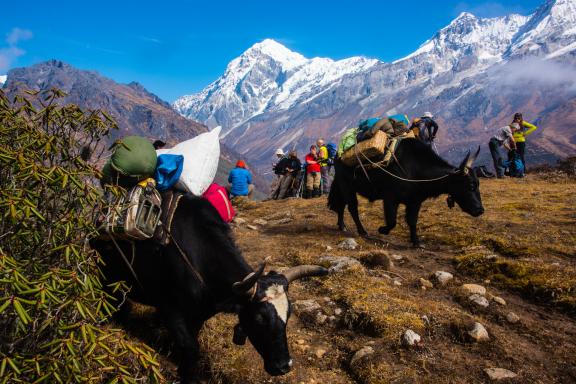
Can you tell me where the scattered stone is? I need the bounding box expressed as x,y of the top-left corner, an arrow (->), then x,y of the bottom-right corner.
433,271 -> 454,286
419,278 -> 434,289
468,322 -> 489,342
391,254 -> 404,261
322,296 -> 332,303
297,339 -> 306,345
350,346 -> 374,366
484,368 -> 518,381
233,217 -> 246,225
269,217 -> 293,225
314,348 -> 327,359
334,308 -> 343,316
402,329 -> 422,347
506,312 -> 520,324
320,256 -> 363,273
461,283 -> 487,296
315,312 -> 328,325
469,294 -> 490,308
492,296 -> 507,306
328,315 -> 337,323
293,299 -> 321,314
393,279 -> 402,286
246,224 -> 258,230
421,315 -> 430,326
338,238 -> 359,250
326,245 -> 333,251
253,218 -> 268,226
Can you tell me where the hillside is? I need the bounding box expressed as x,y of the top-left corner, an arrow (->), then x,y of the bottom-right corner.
121,171 -> 576,383
175,0 -> 576,173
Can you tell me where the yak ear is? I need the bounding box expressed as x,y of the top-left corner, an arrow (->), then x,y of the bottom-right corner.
232,257 -> 269,296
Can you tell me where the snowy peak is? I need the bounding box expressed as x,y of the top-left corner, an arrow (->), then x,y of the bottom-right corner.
0,75 -> 6,87
239,39 -> 307,68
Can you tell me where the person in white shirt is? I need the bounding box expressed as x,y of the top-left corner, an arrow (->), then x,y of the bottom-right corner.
488,123 -> 519,178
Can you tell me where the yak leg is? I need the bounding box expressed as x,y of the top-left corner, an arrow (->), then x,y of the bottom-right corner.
405,202 -> 423,248
347,194 -> 367,236
337,203 -> 347,232
164,310 -> 202,384
378,199 -> 399,235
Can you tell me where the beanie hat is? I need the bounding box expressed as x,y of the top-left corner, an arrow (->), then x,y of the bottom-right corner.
236,160 -> 246,168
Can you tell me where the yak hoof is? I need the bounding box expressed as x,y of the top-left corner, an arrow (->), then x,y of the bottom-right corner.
378,226 -> 391,235
338,225 -> 348,232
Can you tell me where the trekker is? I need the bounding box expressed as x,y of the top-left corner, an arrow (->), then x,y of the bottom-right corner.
489,123 -> 519,178
316,138 -> 331,194
511,113 -> 538,168
412,112 -> 439,146
305,145 -> 321,198
227,160 -> 254,198
270,148 -> 288,199
275,150 -> 302,199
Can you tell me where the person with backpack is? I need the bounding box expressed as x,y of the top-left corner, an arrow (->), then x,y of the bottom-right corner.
227,160 -> 254,198
316,138 -> 332,195
489,123 -> 519,178
510,112 -> 538,169
275,150 -> 302,199
269,148 -> 287,199
305,145 -> 321,198
411,112 -> 439,146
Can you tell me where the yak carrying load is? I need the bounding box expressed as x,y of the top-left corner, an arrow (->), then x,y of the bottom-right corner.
339,114 -> 414,167
97,127 -> 225,241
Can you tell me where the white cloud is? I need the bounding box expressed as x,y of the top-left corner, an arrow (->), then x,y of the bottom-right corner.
490,58 -> 576,93
0,27 -> 33,71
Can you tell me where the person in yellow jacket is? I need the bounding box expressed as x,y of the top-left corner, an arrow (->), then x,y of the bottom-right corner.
511,113 -> 538,167
316,138 -> 331,194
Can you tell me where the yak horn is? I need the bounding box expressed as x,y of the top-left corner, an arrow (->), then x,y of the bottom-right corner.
282,265 -> 329,283
466,146 -> 481,169
232,258 -> 269,295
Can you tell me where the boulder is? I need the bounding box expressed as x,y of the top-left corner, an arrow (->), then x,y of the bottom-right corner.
484,368 -> 518,381
461,283 -> 487,296
433,271 -> 454,286
506,312 -> 520,324
469,293 -> 490,308
320,256 -> 363,273
338,238 -> 359,250
492,296 -> 507,306
402,330 -> 422,347
350,346 -> 375,366
468,322 -> 489,342
419,278 -> 434,289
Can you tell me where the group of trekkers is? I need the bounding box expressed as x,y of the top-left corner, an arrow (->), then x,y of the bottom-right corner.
269,138 -> 336,200
224,111 -> 538,200
488,112 -> 538,178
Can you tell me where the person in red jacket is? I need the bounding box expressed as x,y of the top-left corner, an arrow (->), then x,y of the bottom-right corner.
305,145 -> 321,198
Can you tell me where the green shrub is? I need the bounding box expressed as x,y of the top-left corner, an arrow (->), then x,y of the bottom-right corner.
0,89 -> 164,383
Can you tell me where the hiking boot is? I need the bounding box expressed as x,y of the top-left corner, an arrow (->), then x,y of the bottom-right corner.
313,188 -> 321,198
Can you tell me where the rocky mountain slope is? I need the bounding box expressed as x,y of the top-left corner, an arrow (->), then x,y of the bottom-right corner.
175,0 -> 576,172
2,60 -> 268,192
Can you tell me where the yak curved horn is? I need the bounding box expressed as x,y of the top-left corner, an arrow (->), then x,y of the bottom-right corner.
232,259 -> 268,295
282,265 -> 329,283
466,146 -> 481,169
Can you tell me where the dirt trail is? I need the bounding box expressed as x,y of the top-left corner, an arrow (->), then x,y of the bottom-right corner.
196,176 -> 576,384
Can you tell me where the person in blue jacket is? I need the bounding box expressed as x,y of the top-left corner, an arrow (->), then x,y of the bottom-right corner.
227,160 -> 254,198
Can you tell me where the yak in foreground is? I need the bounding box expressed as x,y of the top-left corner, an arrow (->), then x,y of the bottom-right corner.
329,139 -> 484,247
92,196 -> 327,384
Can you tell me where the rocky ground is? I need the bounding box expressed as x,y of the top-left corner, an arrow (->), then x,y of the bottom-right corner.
127,174 -> 576,383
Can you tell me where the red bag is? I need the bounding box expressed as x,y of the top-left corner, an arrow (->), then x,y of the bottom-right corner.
202,183 -> 235,223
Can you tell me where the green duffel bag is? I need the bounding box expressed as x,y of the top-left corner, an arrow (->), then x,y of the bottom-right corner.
110,136 -> 157,177
101,136 -> 157,188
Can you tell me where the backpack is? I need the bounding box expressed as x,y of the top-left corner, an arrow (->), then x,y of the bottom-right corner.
326,143 -> 337,159
202,183 -> 236,223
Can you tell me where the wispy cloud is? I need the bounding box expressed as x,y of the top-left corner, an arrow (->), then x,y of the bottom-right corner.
490,58 -> 576,93
454,2 -> 528,18
137,35 -> 163,44
0,27 -> 33,71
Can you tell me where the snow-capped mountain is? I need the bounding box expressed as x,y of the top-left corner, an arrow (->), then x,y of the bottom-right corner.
0,75 -> 6,87
174,39 -> 378,137
175,0 -> 576,172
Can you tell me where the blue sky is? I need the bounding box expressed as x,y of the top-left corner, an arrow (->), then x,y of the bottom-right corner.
2,0 -> 543,101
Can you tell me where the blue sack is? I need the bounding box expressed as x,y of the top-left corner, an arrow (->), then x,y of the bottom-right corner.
388,114 -> 410,127
154,154 -> 184,191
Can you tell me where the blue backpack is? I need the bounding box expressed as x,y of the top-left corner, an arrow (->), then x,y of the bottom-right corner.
504,154 -> 525,178
326,143 -> 337,159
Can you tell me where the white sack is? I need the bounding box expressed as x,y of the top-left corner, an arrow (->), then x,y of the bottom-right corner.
157,126 -> 221,195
